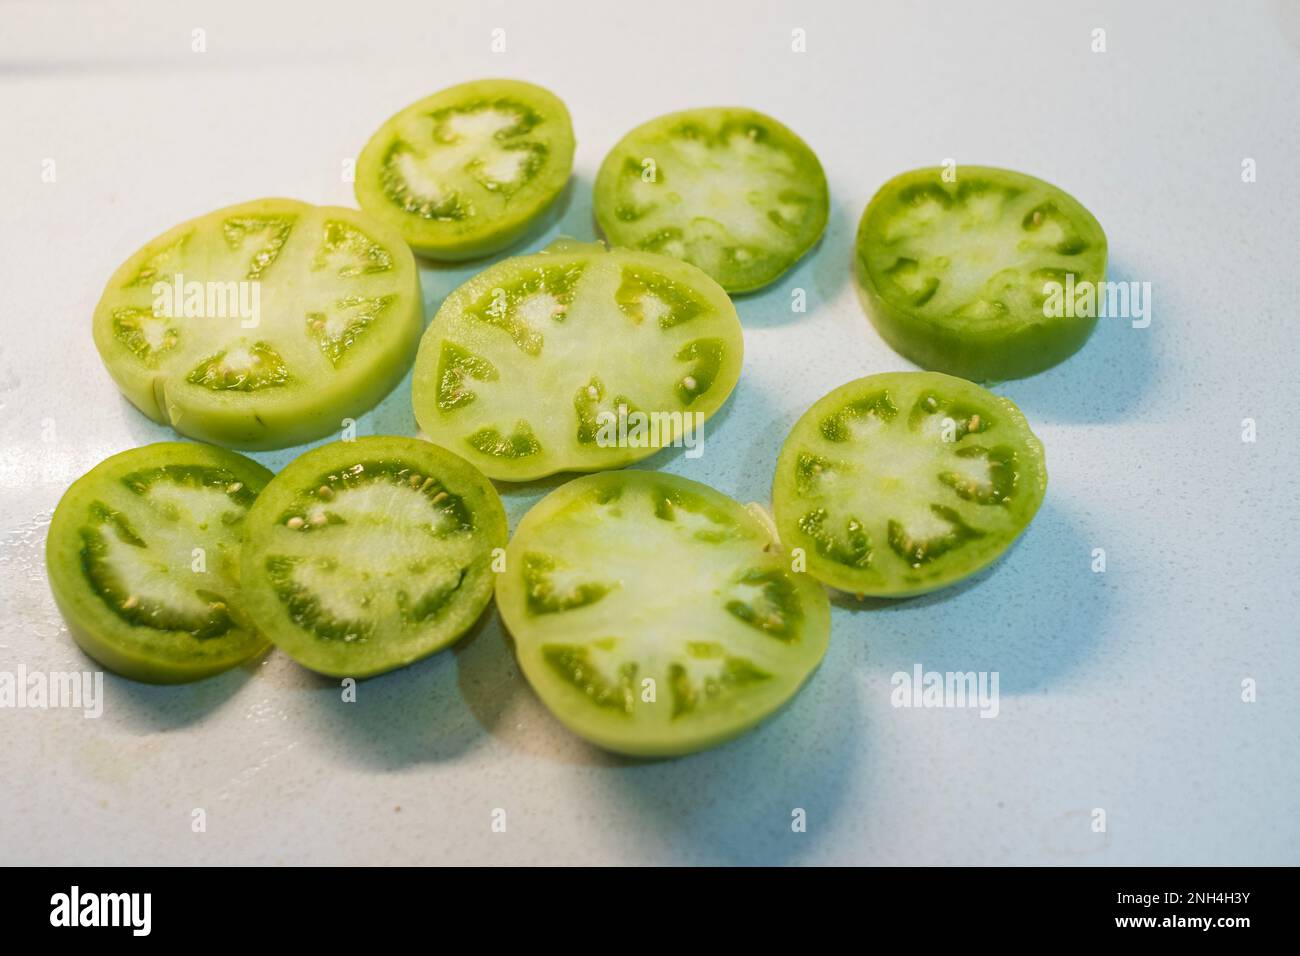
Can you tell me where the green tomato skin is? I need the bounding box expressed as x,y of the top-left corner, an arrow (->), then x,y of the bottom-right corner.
48,588 -> 265,685
855,167 -> 1107,382
855,269 -> 1100,382
355,79 -> 575,261
401,212 -> 543,263
46,443 -> 274,684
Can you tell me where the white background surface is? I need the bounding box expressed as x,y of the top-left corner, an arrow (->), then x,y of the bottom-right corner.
2,0 -> 1297,865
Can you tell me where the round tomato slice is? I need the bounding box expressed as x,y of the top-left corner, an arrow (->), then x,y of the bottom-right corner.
93,198 -> 423,450
773,372 -> 1047,598
411,241 -> 743,482
855,166 -> 1107,381
46,442 -> 274,683
594,107 -> 829,293
496,471 -> 831,757
240,436 -> 506,678
355,79 -> 575,260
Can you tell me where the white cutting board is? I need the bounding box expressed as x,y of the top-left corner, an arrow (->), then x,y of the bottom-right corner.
1,0 -> 1296,864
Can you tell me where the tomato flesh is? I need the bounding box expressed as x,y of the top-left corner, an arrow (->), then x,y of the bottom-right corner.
855,167 -> 1107,381
239,436 -> 506,678
773,372 -> 1047,597
46,443 -> 273,683
594,108 -> 829,293
411,241 -> 743,481
496,471 -> 831,757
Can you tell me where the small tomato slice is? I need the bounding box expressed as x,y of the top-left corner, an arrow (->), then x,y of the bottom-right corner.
355,79 -> 575,260
240,436 -> 507,678
773,372 -> 1047,597
594,107 -> 829,293
855,166 -> 1107,380
46,442 -> 274,683
496,471 -> 831,757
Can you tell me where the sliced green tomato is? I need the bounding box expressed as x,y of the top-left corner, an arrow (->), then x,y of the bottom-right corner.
593,107 -> 829,293
855,166 -> 1107,381
496,471 -> 831,757
411,240 -> 743,482
239,436 -> 506,678
45,442 -> 273,683
355,79 -> 575,260
773,372 -> 1047,598
92,198 -> 423,450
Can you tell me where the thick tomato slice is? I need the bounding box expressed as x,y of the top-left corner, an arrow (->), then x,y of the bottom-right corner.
856,166 -> 1107,380
93,198 -> 422,450
496,471 -> 831,756
411,241 -> 743,481
773,372 -> 1047,597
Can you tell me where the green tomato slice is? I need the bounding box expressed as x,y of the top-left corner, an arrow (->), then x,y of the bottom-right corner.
496,471 -> 831,757
355,79 -> 575,260
46,442 -> 273,683
92,198 -> 423,450
773,372 -> 1047,598
594,107 -> 829,293
855,166 -> 1107,381
240,436 -> 506,678
411,241 -> 743,482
